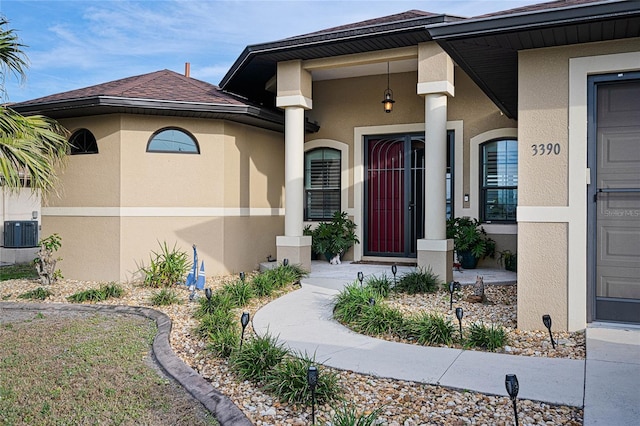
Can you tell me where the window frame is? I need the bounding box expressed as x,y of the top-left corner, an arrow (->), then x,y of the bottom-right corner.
304,147 -> 342,221
479,138 -> 518,223
69,129 -> 98,155
146,127 -> 200,154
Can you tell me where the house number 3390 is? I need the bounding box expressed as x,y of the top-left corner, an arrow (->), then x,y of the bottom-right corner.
531,143 -> 561,156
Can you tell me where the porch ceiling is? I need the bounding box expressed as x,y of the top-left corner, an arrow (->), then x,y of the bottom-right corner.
429,0 -> 640,119
220,14 -> 458,107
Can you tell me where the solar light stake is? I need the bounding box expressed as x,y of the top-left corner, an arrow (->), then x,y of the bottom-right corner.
369,297 -> 376,306
239,271 -> 245,282
542,314 -> 556,349
283,258 -> 289,266
391,264 -> 398,286
307,365 -> 318,425
455,307 -> 464,340
357,271 -> 364,285
448,281 -> 456,310
240,312 -> 250,349
505,374 -> 520,426
205,288 -> 212,301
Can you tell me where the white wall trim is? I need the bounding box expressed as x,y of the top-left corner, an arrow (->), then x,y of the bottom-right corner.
417,81 -> 455,97
469,128 -> 518,224
567,51 -> 640,331
517,206 -> 571,223
41,207 -> 285,217
276,95 -> 313,109
302,139 -> 352,225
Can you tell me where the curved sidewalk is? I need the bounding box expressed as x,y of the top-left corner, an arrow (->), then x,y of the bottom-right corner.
253,279 -> 585,407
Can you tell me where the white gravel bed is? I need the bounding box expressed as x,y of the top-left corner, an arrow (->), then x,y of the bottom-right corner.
0,276 -> 584,425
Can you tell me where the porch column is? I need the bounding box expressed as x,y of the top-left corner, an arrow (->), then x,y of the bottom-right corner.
276,60 -> 313,271
416,42 -> 455,283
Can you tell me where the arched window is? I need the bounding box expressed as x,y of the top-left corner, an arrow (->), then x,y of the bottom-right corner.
147,128 -> 199,153
480,139 -> 517,222
304,148 -> 341,220
69,129 -> 98,154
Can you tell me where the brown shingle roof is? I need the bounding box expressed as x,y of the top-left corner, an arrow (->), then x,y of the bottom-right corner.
17,69 -> 245,106
474,0 -> 608,18
289,10 -> 441,39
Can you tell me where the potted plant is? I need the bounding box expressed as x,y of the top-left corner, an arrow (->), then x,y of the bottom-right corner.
498,249 -> 517,272
303,211 -> 359,262
446,217 -> 495,269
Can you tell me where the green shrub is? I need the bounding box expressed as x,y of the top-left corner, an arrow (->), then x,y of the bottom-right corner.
465,322 -> 507,351
251,273 -> 277,297
230,333 -> 288,381
101,283 -> 124,299
220,280 -> 254,307
331,402 -> 383,426
264,353 -> 341,405
138,241 -> 190,288
33,234 -> 63,285
150,288 -> 181,306
195,309 -> 235,339
365,273 -> 392,297
67,284 -> 124,303
207,328 -> 239,358
17,287 -> 52,300
333,283 -> 380,325
404,313 -> 456,346
394,267 -> 440,294
354,303 -> 404,336
194,291 -> 234,318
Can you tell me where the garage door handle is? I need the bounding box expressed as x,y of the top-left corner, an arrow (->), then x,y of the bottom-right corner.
594,188 -> 640,202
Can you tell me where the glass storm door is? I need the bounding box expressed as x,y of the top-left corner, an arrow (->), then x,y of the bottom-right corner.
589,75 -> 640,323
365,135 -> 425,257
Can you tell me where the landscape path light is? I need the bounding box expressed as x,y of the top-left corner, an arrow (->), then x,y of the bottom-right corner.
369,297 -> 376,306
240,311 -> 250,349
542,314 -> 556,349
357,271 -> 364,285
205,287 -> 212,301
239,271 -> 245,282
505,373 -> 520,426
307,365 -> 318,425
455,307 -> 464,340
391,264 -> 398,286
448,281 -> 456,310
283,258 -> 289,266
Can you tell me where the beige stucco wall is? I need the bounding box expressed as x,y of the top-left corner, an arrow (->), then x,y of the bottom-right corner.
43,114 -> 284,281
517,38 -> 640,330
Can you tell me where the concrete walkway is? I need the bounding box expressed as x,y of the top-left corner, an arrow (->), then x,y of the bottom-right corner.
254,261 -> 640,424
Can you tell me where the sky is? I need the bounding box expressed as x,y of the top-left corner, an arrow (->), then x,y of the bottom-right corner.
0,0 -> 545,103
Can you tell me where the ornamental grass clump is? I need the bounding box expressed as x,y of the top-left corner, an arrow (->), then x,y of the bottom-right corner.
17,287 -> 52,300
264,352 -> 341,405
354,303 -> 404,336
403,312 -> 456,346
394,267 -> 440,294
365,273 -> 392,297
67,283 -> 125,303
138,241 -> 190,288
465,322 -> 508,351
220,280 -> 254,307
230,333 -> 288,382
333,283 -> 381,325
195,308 -> 235,339
207,328 -> 239,358
331,402 -> 383,426
150,288 -> 181,306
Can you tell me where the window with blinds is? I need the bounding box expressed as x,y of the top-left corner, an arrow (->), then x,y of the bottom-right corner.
481,139 -> 518,222
305,148 -> 341,220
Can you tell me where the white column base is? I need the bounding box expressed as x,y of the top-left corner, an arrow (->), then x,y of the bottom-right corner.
417,238 -> 454,284
276,236 -> 312,272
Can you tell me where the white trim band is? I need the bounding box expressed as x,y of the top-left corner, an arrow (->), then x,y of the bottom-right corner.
42,207 -> 285,217
417,81 -> 454,97
417,239 -> 454,251
517,206 -> 571,223
276,95 -> 313,109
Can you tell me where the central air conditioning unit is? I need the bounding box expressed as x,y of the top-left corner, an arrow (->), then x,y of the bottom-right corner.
3,221 -> 39,248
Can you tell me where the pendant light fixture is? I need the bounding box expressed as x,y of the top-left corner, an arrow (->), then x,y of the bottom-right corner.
381,62 -> 395,113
